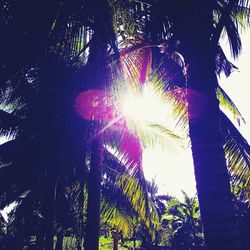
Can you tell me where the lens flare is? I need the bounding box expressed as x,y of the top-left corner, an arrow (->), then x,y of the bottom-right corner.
119,82 -> 171,128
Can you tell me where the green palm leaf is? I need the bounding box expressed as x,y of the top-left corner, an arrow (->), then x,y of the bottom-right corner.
221,111 -> 250,201
102,148 -> 159,237
217,86 -> 245,125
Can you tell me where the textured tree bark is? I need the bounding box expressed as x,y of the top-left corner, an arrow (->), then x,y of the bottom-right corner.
147,1 -> 241,247
113,230 -> 119,250
181,3 -> 241,249
55,230 -> 64,250
83,0 -> 114,249
76,179 -> 84,250
187,75 -> 241,250
43,217 -> 54,249
44,182 -> 56,250
84,136 -> 104,250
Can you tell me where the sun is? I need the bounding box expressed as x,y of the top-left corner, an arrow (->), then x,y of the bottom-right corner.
84,79 -> 196,199
118,82 -> 171,128
115,81 -> 197,199
120,91 -> 144,122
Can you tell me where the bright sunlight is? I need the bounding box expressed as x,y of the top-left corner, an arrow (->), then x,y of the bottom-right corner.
120,83 -> 170,125
119,81 -> 196,199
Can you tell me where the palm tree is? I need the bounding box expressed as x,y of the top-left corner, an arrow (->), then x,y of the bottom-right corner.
162,192 -> 204,250
0,63 -> 89,249
0,3 -> 160,249
117,1 -> 250,249
166,3 -> 249,249
0,1 -> 97,249
101,153 -> 159,250
1,2 -> 249,250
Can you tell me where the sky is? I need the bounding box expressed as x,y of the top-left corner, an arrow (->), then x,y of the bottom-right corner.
143,30 -> 250,199
219,31 -> 250,143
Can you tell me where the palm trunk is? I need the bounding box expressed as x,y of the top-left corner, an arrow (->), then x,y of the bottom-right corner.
83,1 -> 115,249
113,230 -> 119,250
44,217 -> 54,249
187,70 -> 240,250
55,230 -> 64,250
36,232 -> 45,249
76,179 -> 84,250
84,136 -> 104,250
133,229 -> 136,249
181,3 -> 240,249
44,181 -> 56,250
44,213 -> 54,249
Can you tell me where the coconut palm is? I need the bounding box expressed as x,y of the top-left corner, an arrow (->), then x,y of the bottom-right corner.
101,153 -> 159,250
115,1 -> 250,249
1,1 -> 249,250
0,1 -> 117,249
0,4 -> 161,249
0,62 -> 89,249
162,192 -> 204,250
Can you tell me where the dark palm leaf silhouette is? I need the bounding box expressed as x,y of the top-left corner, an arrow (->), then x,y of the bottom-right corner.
0,2 -> 162,249
1,1 -> 250,250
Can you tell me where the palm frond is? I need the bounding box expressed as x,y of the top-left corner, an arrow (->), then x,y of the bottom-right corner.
101,181 -> 137,236
116,75 -> 187,149
215,45 -> 238,77
119,38 -> 153,85
224,15 -> 242,58
217,86 -> 245,125
0,84 -> 25,115
111,0 -> 151,38
49,11 -> 92,63
102,147 -> 159,235
0,110 -> 21,137
103,144 -> 145,200
143,0 -> 172,44
141,122 -> 185,149
0,138 -> 42,205
213,0 -> 244,58
231,1 -> 250,32
101,202 -> 135,237
221,111 -> 250,202
105,130 -> 143,177
165,87 -> 189,134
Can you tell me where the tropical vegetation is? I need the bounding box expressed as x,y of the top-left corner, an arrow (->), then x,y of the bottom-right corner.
0,0 -> 250,249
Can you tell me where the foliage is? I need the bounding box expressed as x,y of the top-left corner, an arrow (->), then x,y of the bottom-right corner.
99,236 -> 140,250
162,192 -> 205,250
0,0 -> 250,249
